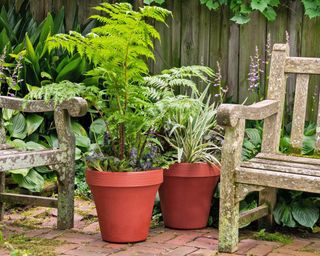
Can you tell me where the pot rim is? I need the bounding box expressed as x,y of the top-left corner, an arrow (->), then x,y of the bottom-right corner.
164,162 -> 220,178
86,168 -> 163,187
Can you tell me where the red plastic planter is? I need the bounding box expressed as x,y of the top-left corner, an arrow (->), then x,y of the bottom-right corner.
159,163 -> 220,229
86,168 -> 163,243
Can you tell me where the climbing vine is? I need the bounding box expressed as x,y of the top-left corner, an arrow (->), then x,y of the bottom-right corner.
144,0 -> 320,24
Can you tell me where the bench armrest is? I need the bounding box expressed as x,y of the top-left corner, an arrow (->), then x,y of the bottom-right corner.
217,100 -> 279,127
0,96 -> 87,117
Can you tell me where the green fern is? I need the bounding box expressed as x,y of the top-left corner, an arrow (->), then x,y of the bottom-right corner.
47,3 -> 171,170
26,81 -> 86,105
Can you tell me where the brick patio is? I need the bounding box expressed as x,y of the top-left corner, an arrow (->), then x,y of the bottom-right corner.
1,198 -> 320,256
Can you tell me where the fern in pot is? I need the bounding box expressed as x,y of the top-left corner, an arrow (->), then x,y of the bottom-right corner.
158,85 -> 222,229
42,3 -> 171,243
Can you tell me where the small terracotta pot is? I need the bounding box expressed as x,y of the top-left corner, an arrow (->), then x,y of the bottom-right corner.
159,163 -> 220,229
86,168 -> 163,243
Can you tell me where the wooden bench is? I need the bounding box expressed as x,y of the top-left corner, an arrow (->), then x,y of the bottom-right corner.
217,43 -> 320,252
0,96 -> 87,229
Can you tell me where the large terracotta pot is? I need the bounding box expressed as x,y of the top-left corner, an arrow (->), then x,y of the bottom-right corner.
86,168 -> 163,243
159,163 -> 220,229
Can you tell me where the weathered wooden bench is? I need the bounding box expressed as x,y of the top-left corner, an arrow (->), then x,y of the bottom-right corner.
0,96 -> 87,229
217,43 -> 320,252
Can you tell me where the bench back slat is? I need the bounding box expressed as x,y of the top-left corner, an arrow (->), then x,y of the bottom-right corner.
317,99 -> 320,151
285,57 -> 320,74
290,74 -> 310,150
261,44 -> 289,153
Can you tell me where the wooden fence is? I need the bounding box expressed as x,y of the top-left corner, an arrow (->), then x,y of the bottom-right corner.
3,0 -> 320,121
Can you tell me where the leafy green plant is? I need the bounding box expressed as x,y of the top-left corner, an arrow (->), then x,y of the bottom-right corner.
46,3 -> 171,172
274,191 -> 320,229
0,3 -> 89,92
161,87 -> 221,164
145,0 -> 320,24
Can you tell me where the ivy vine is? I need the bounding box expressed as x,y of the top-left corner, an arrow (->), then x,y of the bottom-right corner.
144,0 -> 320,24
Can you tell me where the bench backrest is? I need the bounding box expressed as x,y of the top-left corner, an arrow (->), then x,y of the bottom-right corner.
262,44 -> 320,154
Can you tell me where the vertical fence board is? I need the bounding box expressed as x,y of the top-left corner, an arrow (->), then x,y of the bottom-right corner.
180,0 -> 200,66
239,13 -> 267,104
227,21 -> 239,102
154,2 -> 173,74
180,0 -> 200,94
198,5 -> 211,92
171,0 -> 181,69
287,0 -> 303,124
209,8 -> 229,99
302,16 -> 320,122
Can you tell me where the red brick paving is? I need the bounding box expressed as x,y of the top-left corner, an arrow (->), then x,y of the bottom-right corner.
1,198 -> 320,256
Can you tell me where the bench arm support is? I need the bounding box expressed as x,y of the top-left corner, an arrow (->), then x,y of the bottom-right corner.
217,100 -> 279,127
0,96 -> 87,117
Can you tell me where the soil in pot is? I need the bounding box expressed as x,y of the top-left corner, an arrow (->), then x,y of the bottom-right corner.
159,162 -> 220,229
86,168 -> 163,243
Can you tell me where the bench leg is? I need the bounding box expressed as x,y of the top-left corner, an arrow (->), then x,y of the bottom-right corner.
259,188 -> 277,230
57,163 -> 75,230
0,173 -> 5,220
218,181 -> 239,252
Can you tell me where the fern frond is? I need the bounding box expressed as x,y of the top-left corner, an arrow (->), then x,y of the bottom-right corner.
26,81 -> 86,106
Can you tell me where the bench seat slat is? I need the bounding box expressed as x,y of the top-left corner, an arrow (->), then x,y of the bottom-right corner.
236,167 -> 320,193
0,193 -> 57,208
0,149 -> 67,172
249,157 -> 320,171
241,162 -> 320,177
256,153 -> 320,165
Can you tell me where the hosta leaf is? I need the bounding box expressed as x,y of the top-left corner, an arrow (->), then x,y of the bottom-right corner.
26,114 -> 44,135
72,121 -> 88,137
274,201 -> 296,228
26,141 -> 46,151
2,108 -> 15,121
11,169 -> 44,192
11,113 -> 26,139
9,139 -> 27,150
75,147 -> 82,160
35,166 -> 52,174
292,201 -> 319,228
245,128 -> 261,146
76,135 -> 91,148
302,135 -> 315,155
90,118 -> 106,135
8,168 -> 29,177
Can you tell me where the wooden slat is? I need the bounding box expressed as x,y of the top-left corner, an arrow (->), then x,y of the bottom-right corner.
249,157 -> 320,171
241,160 -> 320,177
227,22 -> 239,102
256,153 -> 320,165
239,204 -> 269,227
239,100 -> 279,120
0,144 -> 14,150
302,16 -> 320,122
290,74 -> 310,150
316,97 -> 320,151
0,149 -> 67,172
285,57 -> 320,74
261,44 -> 289,153
217,100 -> 279,127
236,168 -> 320,193
0,193 -> 57,208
